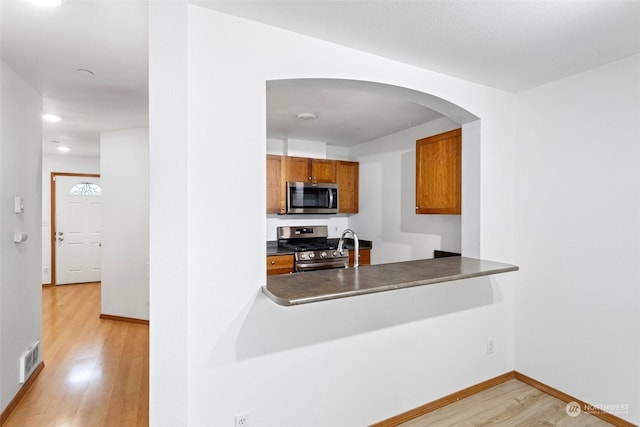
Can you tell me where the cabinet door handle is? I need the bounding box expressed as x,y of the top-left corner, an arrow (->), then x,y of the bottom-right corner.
271,260 -> 276,265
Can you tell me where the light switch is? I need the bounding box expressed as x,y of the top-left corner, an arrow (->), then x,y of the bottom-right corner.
14,232 -> 28,243
14,196 -> 24,213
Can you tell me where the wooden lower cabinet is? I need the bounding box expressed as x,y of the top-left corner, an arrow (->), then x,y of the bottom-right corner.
267,254 -> 294,275
349,249 -> 371,267
268,251 -> 369,274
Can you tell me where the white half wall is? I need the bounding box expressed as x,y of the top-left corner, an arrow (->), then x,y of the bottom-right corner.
149,5 -> 517,427
100,128 -> 149,320
41,153 -> 100,284
514,54 -> 640,424
0,60 -> 42,414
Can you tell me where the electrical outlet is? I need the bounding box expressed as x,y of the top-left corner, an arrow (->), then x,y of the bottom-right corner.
235,412 -> 249,427
43,267 -> 49,275
487,337 -> 495,354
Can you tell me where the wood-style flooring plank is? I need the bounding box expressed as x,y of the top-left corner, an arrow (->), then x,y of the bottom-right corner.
399,379 -> 614,427
2,283 -> 149,427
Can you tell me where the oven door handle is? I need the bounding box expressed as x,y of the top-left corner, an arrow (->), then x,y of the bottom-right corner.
296,260 -> 347,271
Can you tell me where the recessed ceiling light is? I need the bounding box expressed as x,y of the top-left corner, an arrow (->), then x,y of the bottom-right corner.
53,141 -> 70,152
29,0 -> 62,7
42,114 -> 62,122
296,112 -> 317,120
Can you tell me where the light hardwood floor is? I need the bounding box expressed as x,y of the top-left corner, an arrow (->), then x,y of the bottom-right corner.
3,282 -> 149,427
398,379 -> 614,427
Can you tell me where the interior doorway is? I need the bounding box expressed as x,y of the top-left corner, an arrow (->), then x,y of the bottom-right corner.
51,172 -> 102,286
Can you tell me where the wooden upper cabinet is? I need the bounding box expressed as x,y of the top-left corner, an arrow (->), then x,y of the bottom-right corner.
268,154 -> 358,214
336,160 -> 359,213
415,129 -> 462,215
285,157 -> 336,183
285,156 -> 311,183
311,159 -> 337,183
267,155 -> 285,214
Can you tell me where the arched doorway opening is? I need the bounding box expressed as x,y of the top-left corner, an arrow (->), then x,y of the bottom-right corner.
266,78 -> 481,260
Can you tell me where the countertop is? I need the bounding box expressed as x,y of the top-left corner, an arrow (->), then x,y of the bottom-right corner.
262,256 -> 518,306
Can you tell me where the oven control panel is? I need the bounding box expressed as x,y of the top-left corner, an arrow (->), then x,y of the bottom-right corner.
296,250 -> 348,261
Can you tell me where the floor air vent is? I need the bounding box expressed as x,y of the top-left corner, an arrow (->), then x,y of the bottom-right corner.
19,340 -> 40,383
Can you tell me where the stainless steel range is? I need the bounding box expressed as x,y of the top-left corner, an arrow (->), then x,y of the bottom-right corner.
277,225 -> 349,272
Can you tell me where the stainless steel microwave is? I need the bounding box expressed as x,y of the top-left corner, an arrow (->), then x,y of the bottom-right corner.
285,182 -> 338,214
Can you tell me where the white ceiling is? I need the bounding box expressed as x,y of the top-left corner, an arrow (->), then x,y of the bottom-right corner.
2,0 -> 639,154
203,0 -> 640,92
267,81 -> 444,146
1,0 -> 148,156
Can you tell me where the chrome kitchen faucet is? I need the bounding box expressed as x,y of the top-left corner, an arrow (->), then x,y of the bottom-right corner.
338,229 -> 360,267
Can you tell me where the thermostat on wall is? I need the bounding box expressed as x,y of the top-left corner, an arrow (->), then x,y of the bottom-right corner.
14,196 -> 24,213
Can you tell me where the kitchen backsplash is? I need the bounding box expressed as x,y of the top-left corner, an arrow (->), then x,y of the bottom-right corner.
266,216 -> 350,241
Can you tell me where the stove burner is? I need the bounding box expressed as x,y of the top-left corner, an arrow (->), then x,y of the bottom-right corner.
277,225 -> 349,272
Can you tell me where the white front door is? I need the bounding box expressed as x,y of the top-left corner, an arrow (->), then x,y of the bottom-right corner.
55,175 -> 102,285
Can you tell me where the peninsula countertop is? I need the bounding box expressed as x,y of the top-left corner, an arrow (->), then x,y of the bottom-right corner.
262,256 -> 518,306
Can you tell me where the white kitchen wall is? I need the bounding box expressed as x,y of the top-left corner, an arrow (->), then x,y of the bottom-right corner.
349,117 -> 462,264
326,144 -> 349,160
41,153 -> 100,284
266,137 -> 329,158
100,128 -> 149,320
265,138 -> 284,155
0,60 -> 42,414
287,138 -> 327,158
149,5 -> 517,427
266,216 -> 350,241
514,54 -> 640,424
